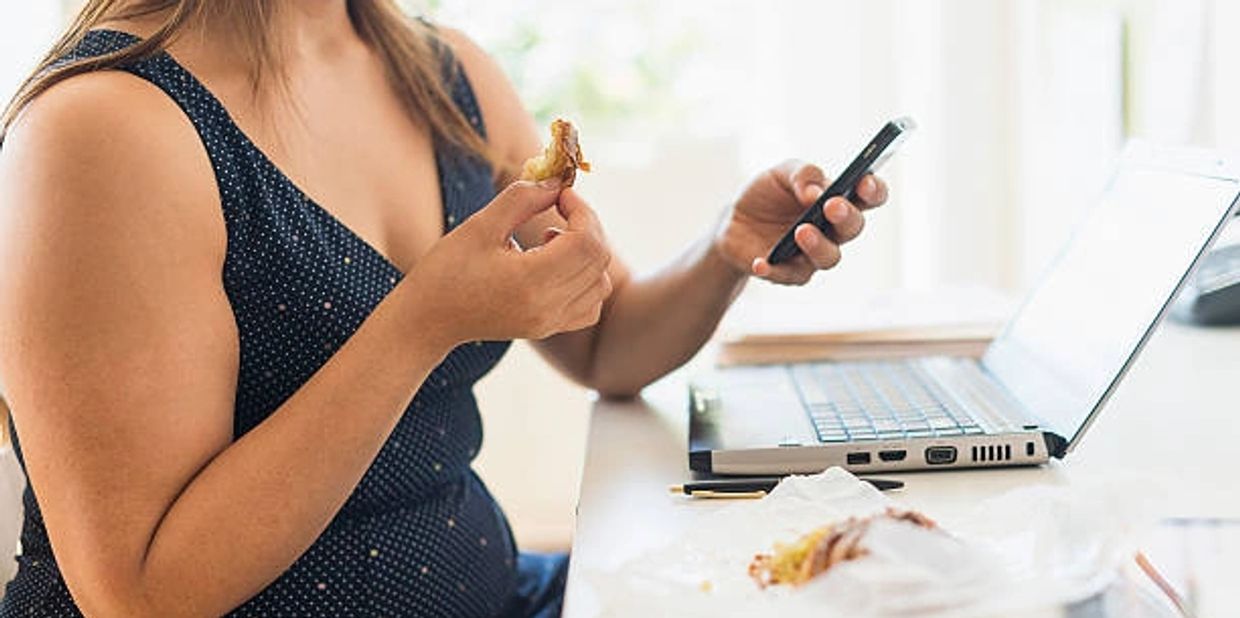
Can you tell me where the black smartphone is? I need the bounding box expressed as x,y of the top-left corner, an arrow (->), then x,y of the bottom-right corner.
766,117 -> 915,264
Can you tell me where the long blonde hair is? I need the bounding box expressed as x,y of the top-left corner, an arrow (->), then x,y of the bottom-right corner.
0,0 -> 495,168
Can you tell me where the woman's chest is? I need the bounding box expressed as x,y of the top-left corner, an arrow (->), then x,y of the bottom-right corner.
221,63 -> 452,273
260,118 -> 447,273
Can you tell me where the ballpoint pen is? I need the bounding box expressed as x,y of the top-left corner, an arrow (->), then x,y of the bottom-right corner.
669,476 -> 903,499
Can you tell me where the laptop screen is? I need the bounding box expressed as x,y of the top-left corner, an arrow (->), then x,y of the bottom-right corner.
982,152 -> 1239,447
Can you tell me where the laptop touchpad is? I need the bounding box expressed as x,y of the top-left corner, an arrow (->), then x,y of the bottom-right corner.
711,366 -> 816,448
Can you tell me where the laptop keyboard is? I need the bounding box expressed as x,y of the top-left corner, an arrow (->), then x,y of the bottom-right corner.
790,361 -> 985,443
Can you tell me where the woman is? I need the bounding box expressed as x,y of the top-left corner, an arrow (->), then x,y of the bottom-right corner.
0,1 -> 887,616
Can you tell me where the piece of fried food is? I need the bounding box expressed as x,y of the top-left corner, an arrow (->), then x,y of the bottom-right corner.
521,119 -> 591,186
747,507 -> 938,589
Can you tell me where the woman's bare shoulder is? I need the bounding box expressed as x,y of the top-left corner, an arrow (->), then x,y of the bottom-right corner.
5,68 -> 212,192
1,69 -> 222,256
436,27 -> 542,172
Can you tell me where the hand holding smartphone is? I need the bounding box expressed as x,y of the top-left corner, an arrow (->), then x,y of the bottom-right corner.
766,117 -> 915,265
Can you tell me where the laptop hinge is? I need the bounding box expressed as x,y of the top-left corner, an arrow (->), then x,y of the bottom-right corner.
1043,431 -> 1069,459
688,449 -> 713,473
688,384 -> 721,474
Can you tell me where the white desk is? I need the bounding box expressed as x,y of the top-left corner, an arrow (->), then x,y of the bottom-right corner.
563,322 -> 1240,616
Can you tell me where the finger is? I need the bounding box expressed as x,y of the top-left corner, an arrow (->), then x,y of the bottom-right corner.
552,272 -> 612,333
552,252 -> 610,307
774,159 -> 828,206
752,257 -> 768,278
792,166 -> 827,206
565,302 -> 605,331
752,255 -> 815,285
854,174 -> 889,209
568,271 -> 613,307
529,231 -> 610,285
562,284 -> 609,331
483,180 -> 563,241
556,188 -> 604,235
768,264 -> 815,286
793,224 -> 842,270
595,270 -> 615,301
542,227 -> 565,245
558,188 -> 600,229
822,197 -> 865,244
557,306 -> 602,334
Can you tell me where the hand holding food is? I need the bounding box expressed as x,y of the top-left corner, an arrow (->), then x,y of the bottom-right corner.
405,181 -> 612,345
521,119 -> 591,186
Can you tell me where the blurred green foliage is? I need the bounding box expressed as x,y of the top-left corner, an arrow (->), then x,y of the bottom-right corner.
399,0 -> 698,135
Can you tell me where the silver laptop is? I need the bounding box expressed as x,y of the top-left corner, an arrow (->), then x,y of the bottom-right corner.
689,142 -> 1240,475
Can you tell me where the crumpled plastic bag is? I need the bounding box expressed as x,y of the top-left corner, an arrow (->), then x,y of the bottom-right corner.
586,468 -> 1148,617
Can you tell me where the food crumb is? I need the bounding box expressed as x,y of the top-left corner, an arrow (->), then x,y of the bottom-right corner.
699,580 -> 713,593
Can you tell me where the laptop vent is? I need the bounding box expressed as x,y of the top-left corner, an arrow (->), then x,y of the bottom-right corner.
971,444 -> 1012,463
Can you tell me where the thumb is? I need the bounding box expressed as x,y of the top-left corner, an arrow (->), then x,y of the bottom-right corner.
480,180 -> 563,240
556,187 -> 602,233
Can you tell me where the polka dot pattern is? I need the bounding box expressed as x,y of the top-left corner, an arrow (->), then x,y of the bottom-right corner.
2,30 -> 521,617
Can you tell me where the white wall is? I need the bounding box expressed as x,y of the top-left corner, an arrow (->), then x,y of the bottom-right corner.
475,0 -> 1232,550
0,4 -> 60,109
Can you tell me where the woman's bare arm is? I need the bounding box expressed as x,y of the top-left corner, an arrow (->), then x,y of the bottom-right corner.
0,71 -> 456,617
439,32 -> 752,397
0,69 -> 608,617
447,29 -> 885,398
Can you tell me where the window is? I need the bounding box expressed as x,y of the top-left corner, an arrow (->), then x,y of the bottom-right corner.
0,4 -> 60,111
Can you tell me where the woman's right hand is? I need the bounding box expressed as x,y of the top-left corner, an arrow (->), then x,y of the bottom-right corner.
406,180 -> 614,347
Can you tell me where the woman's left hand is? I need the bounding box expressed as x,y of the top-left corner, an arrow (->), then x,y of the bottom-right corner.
714,159 -> 888,285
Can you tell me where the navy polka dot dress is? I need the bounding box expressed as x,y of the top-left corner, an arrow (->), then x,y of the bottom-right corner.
1,29 -> 560,617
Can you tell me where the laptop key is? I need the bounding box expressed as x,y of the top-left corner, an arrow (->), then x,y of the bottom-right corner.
793,366 -> 831,403
798,357 -> 998,447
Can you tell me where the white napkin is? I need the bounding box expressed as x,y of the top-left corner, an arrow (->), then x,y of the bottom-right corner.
588,468 -> 1146,617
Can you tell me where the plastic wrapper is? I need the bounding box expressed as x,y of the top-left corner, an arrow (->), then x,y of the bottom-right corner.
586,468 -> 1148,617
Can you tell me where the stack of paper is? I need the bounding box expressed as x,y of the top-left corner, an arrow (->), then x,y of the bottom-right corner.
718,324 -> 998,366
717,286 -> 1014,366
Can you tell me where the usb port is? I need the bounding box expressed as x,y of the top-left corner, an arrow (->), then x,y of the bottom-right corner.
846,452 -> 871,465
878,450 -> 907,462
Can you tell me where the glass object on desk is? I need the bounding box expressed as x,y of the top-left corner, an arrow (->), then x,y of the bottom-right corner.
1143,517 -> 1240,618
1068,517 -> 1240,618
